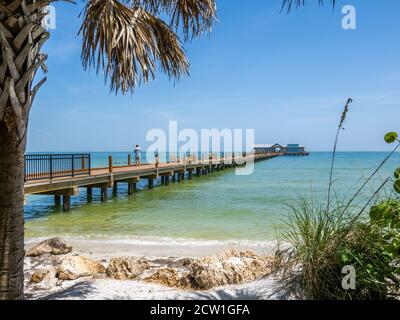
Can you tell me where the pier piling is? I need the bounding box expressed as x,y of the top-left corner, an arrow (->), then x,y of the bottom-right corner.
63,195 -> 71,212
113,183 -> 118,197
148,177 -> 154,190
87,187 -> 93,202
101,187 -> 107,202
54,195 -> 61,209
128,182 -> 134,195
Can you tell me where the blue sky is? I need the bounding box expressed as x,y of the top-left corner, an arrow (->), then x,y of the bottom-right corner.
27,0 -> 400,152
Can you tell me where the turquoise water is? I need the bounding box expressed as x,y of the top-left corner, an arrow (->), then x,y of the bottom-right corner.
24,152 -> 399,243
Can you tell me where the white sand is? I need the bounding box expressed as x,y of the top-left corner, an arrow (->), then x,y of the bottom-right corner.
32,276 -> 281,300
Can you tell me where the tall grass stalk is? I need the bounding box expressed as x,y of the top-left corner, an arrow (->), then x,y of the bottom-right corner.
327,98 -> 352,212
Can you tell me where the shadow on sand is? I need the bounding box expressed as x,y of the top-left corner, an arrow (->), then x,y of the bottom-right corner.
38,281 -> 97,300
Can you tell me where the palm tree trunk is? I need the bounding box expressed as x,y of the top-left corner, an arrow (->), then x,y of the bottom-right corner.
0,123 -> 26,300
0,0 -> 49,299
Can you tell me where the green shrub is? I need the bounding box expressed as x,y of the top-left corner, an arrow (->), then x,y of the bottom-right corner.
370,199 -> 400,229
276,199 -> 400,300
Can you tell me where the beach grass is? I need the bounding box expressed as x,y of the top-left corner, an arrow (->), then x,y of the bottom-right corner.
275,198 -> 400,300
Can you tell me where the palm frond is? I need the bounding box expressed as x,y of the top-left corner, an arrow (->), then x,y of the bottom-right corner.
281,0 -> 336,13
166,0 -> 216,40
133,0 -> 217,40
80,0 -> 189,94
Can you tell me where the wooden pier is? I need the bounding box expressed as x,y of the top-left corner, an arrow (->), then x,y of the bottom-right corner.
24,153 -> 278,211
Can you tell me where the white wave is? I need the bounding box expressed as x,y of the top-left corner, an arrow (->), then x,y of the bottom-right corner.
25,235 -> 281,248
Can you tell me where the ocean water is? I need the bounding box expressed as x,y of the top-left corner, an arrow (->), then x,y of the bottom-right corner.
24,152 -> 399,243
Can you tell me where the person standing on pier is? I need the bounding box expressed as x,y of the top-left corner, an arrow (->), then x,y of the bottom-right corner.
134,145 -> 141,166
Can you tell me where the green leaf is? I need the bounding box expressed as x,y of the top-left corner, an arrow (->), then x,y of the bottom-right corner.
341,253 -> 350,264
395,168 -> 400,179
394,180 -> 400,194
384,132 -> 398,144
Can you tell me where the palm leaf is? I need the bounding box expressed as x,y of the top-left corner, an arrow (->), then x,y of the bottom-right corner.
133,0 -> 217,40
80,0 -> 190,94
281,0 -> 336,13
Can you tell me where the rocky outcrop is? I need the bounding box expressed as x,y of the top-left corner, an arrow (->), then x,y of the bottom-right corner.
29,267 -> 57,290
144,250 -> 275,290
56,256 -> 105,280
24,248 -> 275,296
150,257 -> 193,269
26,238 -> 72,257
185,250 -> 274,290
30,269 -> 50,283
145,268 -> 180,287
179,272 -> 198,289
106,257 -> 150,280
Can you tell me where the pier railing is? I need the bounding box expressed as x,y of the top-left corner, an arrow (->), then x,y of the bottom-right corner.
24,154 -> 91,182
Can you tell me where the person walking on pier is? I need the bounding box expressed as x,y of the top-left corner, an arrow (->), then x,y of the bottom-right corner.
134,144 -> 141,166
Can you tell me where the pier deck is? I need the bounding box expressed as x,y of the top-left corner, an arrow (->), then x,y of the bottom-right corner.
24,153 -> 277,211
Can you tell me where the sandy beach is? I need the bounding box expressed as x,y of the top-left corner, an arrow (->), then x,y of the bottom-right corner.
24,237 -> 283,300
32,276 -> 280,300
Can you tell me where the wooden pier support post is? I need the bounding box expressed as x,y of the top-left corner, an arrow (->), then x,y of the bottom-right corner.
128,182 -> 133,194
148,177 -> 154,190
128,154 -> 131,166
108,156 -> 113,173
165,175 -> 170,185
177,171 -> 182,182
63,195 -> 71,212
54,195 -> 61,209
172,172 -> 176,182
161,176 -> 165,185
128,182 -> 136,195
101,187 -> 108,202
188,170 -> 193,180
196,168 -> 201,177
155,154 -> 160,168
87,187 -> 93,203
113,182 -> 118,197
